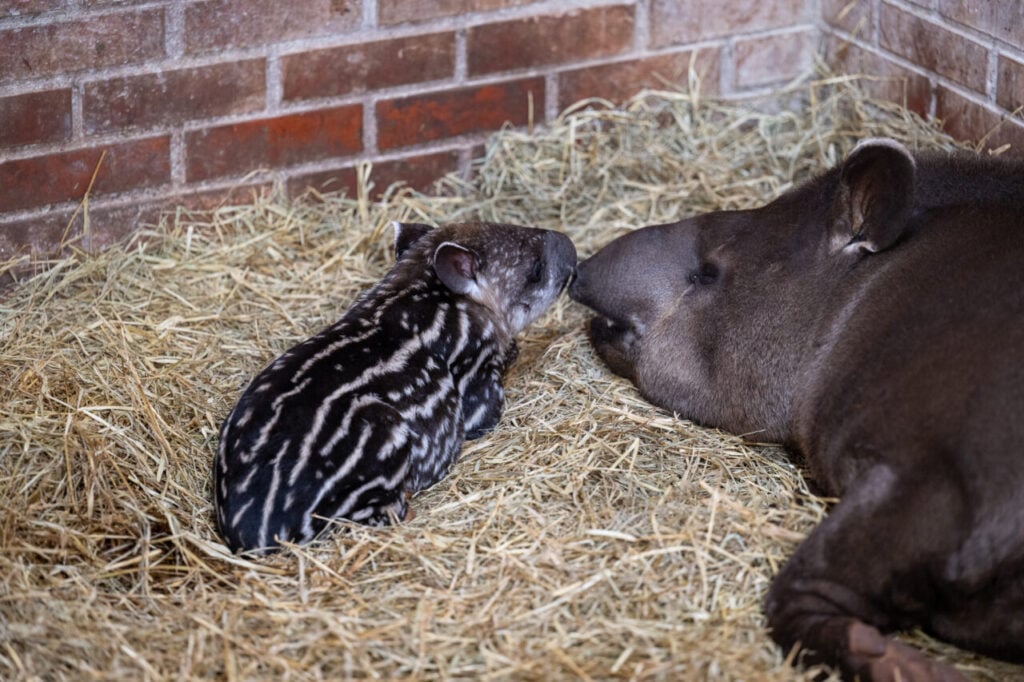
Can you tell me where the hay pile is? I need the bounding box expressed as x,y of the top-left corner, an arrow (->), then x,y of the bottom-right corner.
1,77 -> 1017,680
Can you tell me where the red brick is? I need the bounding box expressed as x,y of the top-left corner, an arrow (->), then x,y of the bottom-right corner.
997,55 -> 1024,113
0,11 -> 164,84
289,167 -> 358,198
651,0 -> 808,47
936,86 -> 1024,153
82,0 -> 169,6
558,48 -> 721,110
879,4 -> 988,94
0,203 -> 164,282
185,105 -> 363,182
823,35 -> 931,117
0,137 -> 171,213
468,5 -> 634,76
0,200 -> 160,261
283,33 -> 455,102
0,0 -> 63,18
70,203 -> 165,253
84,60 -> 266,134
734,30 -> 814,89
177,184 -> 273,212
376,78 -> 544,150
822,0 -> 872,36
0,183 -> 273,269
368,151 -> 461,194
0,212 -> 69,261
378,0 -> 532,26
994,2 -> 1024,50
937,0 -> 994,34
185,0 -> 360,55
288,150 -> 461,199
0,89 -> 72,148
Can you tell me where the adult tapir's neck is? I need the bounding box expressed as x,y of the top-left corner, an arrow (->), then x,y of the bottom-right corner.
913,152 -> 1024,211
786,154 -> 1024,493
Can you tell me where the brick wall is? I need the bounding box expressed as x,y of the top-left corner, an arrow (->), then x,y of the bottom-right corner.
822,0 -> 1024,151
0,0 -> 816,260
0,0 -> 1022,262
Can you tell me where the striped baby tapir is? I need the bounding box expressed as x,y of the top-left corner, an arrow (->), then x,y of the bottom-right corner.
214,221 -> 577,554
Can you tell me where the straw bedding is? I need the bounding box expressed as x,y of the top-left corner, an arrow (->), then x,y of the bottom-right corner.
2,76 -> 1019,680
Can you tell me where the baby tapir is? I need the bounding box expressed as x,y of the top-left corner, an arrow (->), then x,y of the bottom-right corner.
570,139 -> 1024,681
215,221 -> 576,554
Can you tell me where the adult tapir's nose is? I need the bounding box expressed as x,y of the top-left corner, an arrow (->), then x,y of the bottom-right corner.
567,255 -> 591,302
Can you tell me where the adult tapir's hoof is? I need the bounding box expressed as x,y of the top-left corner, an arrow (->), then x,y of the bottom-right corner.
764,465 -> 981,682
586,316 -> 639,382
846,621 -> 967,682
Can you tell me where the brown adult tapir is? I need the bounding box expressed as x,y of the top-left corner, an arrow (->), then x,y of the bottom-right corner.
569,138 -> 1024,681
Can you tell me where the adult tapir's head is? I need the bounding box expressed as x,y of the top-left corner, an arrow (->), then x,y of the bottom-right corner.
569,138 -> 918,441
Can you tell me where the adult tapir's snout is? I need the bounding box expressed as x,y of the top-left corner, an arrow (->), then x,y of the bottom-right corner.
567,252 -> 601,309
569,221 -> 714,390
569,222 -> 697,332
566,260 -> 584,299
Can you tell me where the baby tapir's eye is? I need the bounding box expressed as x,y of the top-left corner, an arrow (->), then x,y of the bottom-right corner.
689,262 -> 719,286
528,256 -> 544,284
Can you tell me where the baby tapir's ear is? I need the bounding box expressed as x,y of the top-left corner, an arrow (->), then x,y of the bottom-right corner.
829,138 -> 916,256
391,221 -> 434,259
433,242 -> 480,296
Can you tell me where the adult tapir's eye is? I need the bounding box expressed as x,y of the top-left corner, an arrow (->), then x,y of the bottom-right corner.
528,256 -> 544,283
689,262 -> 719,286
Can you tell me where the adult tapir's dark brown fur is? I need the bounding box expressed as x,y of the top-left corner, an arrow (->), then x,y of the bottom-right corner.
570,139 -> 1024,681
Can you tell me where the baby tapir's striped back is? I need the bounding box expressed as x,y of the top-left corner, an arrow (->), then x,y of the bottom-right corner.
214,222 -> 576,554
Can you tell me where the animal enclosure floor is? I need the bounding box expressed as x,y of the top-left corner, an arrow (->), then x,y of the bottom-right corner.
2,77 -> 1020,681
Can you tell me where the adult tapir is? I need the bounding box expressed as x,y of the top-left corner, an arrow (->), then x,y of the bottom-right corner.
570,138 -> 1024,681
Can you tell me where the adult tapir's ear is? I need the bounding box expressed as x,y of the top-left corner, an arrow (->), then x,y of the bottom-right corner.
829,138 -> 916,255
433,242 -> 480,296
391,221 -> 434,259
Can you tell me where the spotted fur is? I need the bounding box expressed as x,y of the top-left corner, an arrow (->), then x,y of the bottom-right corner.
214,222 -> 576,554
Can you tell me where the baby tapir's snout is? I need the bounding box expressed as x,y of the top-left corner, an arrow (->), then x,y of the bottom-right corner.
548,230 -> 578,290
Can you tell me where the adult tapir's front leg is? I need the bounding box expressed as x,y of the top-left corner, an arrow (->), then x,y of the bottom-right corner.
586,316 -> 641,383
765,464 -> 969,682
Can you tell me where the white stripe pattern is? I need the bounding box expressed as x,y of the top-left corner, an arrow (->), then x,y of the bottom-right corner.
212,223 -> 575,554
